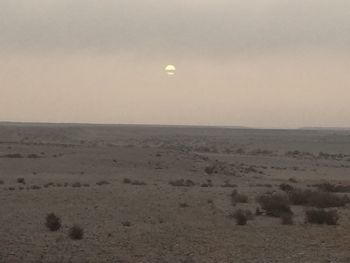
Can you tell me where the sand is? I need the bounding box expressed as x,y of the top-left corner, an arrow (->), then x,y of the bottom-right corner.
0,123 -> 350,262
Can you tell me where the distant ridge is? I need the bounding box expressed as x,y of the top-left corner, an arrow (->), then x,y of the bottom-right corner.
0,121 -> 250,130
299,127 -> 350,131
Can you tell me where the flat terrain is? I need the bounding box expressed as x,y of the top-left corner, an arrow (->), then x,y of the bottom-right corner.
0,123 -> 350,263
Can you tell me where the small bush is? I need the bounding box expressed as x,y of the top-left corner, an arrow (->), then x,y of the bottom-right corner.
289,178 -> 298,183
45,213 -> 61,231
313,182 -> 350,193
279,183 -> 294,192
131,180 -> 146,186
2,153 -> 23,158
257,194 -> 292,217
280,213 -> 294,225
17,178 -> 25,184
204,165 -> 216,175
96,181 -> 110,186
231,209 -> 248,225
0,180 -> 4,185
31,185 -> 41,190
221,180 -> 237,188
179,202 -> 189,208
255,207 -> 263,216
231,190 -> 248,205
121,221 -> 131,227
69,225 -> 84,240
44,182 -> 54,188
288,189 -> 348,208
27,154 -> 40,158
72,182 -> 82,188
305,209 -> 339,225
123,178 -> 132,184
169,179 -> 195,187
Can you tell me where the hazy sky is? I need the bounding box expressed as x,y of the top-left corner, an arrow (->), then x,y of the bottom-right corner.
1,0 -> 349,128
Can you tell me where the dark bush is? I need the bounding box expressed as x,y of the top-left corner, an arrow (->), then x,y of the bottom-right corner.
231,209 -> 249,225
288,189 -> 348,208
96,180 -> 110,186
231,190 -> 248,205
279,183 -> 294,192
305,209 -> 339,225
313,182 -> 350,193
72,182 -> 82,188
121,221 -> 131,227
69,225 -> 84,240
221,180 -> 237,188
204,165 -> 216,175
130,180 -> 146,186
257,194 -> 292,217
280,213 -> 294,225
123,178 -> 132,184
17,178 -> 25,184
2,153 -> 23,158
45,213 -> 61,231
169,179 -> 195,187
289,178 -> 298,183
0,180 -> 4,185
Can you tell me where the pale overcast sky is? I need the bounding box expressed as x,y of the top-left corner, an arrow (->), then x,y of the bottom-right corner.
1,0 -> 349,128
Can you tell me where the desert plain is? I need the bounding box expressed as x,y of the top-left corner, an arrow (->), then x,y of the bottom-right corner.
0,123 -> 350,263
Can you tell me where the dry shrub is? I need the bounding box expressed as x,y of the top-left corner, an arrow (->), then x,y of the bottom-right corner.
45,213 -> 61,231
72,182 -> 82,188
96,181 -> 109,186
17,178 -> 25,184
257,194 -> 292,217
231,190 -> 248,205
169,179 -> 195,187
305,209 -> 339,225
230,209 -> 253,225
288,189 -> 348,208
279,183 -> 294,192
69,225 -> 84,240
280,213 -> 294,225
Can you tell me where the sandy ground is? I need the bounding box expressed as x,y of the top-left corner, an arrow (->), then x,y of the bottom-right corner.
0,123 -> 350,262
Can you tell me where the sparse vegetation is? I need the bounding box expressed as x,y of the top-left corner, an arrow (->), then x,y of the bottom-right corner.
17,178 -> 25,184
230,209 -> 253,225
72,182 -> 82,188
289,178 -> 298,183
31,185 -> 41,190
69,225 -> 84,240
96,180 -> 110,186
313,182 -> 350,193
288,188 -> 348,208
123,178 -> 146,185
280,213 -> 294,225
0,180 -> 4,185
1,153 -> 23,158
121,221 -> 131,227
123,178 -> 132,184
169,179 -> 195,187
204,165 -> 216,175
257,194 -> 292,217
221,180 -> 237,188
279,183 -> 294,192
231,190 -> 248,205
305,209 -> 339,225
179,202 -> 189,208
45,213 -> 61,231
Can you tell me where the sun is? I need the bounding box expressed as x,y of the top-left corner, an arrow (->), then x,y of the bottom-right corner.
165,64 -> 176,75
